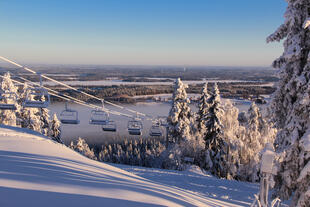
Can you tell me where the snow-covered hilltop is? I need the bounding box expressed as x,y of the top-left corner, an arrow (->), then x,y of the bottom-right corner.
0,125 -> 256,207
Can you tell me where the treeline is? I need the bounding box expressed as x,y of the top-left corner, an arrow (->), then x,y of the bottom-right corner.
0,72 -> 63,143
69,137 -> 166,168
50,82 -> 275,103
69,78 -> 276,182
163,79 -> 276,181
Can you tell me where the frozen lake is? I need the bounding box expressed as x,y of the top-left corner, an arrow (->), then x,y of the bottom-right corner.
49,98 -> 257,145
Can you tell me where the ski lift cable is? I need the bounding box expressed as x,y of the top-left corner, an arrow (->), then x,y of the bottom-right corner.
0,74 -> 133,118
0,74 -> 89,108
0,57 -> 149,119
0,56 -> 151,119
16,76 -> 133,118
18,76 -> 91,106
0,74 -> 70,103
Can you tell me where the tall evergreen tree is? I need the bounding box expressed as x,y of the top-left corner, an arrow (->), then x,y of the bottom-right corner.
204,83 -> 227,178
197,82 -> 210,135
18,83 -> 41,133
267,1 -> 310,205
221,100 -> 243,179
167,78 -> 194,144
26,94 -> 41,133
18,82 -> 30,128
49,113 -> 62,144
40,95 -> 50,136
0,72 -> 18,126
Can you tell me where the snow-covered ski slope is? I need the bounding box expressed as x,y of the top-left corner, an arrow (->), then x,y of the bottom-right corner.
0,125 -> 257,207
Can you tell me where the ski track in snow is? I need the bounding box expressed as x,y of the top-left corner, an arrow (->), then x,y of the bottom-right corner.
114,164 -> 258,206
0,125 -> 258,207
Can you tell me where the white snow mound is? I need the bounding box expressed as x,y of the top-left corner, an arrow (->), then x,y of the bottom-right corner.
0,125 -> 246,207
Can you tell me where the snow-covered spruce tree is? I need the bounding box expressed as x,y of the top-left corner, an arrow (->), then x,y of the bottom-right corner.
250,102 -> 277,148
98,146 -> 111,162
197,82 -> 210,135
26,97 -> 41,133
220,100 -> 244,179
18,82 -> 29,128
267,1 -> 310,205
163,78 -> 196,170
39,95 -> 50,136
204,83 -> 229,178
237,102 -> 277,182
167,78 -> 194,144
242,102 -> 265,181
18,82 -> 41,132
69,137 -> 97,160
49,113 -> 63,144
0,72 -> 18,126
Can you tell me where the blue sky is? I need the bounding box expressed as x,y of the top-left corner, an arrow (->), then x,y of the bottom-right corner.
0,0 -> 287,66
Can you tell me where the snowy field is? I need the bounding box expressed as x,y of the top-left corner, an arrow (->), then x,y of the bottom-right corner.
0,125 -> 259,207
114,164 -> 259,206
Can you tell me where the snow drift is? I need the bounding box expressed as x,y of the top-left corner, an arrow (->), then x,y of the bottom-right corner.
0,125 -> 248,207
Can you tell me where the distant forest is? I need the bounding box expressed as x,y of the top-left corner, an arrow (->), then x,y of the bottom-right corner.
0,65 -> 277,103
0,65 -> 278,81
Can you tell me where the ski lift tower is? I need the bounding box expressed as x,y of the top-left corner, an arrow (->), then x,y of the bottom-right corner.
259,143 -> 276,207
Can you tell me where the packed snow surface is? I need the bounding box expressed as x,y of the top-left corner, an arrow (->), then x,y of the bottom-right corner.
0,125 -> 257,206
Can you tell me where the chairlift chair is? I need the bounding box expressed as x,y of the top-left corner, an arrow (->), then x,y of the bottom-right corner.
149,125 -> 162,137
23,87 -> 50,108
89,109 -> 109,125
149,120 -> 162,137
0,92 -> 17,110
60,102 -> 80,125
128,119 -> 143,135
157,116 -> 168,127
23,74 -> 50,108
89,100 -> 110,125
102,120 -> 117,132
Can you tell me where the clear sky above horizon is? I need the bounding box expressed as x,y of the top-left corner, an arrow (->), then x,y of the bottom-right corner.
0,0 -> 287,67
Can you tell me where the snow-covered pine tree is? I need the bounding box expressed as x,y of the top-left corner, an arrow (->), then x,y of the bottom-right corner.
18,82 -> 41,132
204,83 -> 228,178
242,102 -> 264,182
163,78 -> 198,170
39,95 -> 50,136
69,137 -> 97,160
99,146 -> 110,162
251,102 -> 277,149
167,78 -> 194,144
235,102 -> 277,182
267,1 -> 310,205
26,96 -> 41,133
220,100 -> 243,179
49,113 -> 62,144
0,72 -> 18,126
18,82 -> 30,128
197,82 -> 210,135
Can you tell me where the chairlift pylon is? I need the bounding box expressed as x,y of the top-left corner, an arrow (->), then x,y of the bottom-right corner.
60,102 -> 80,125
